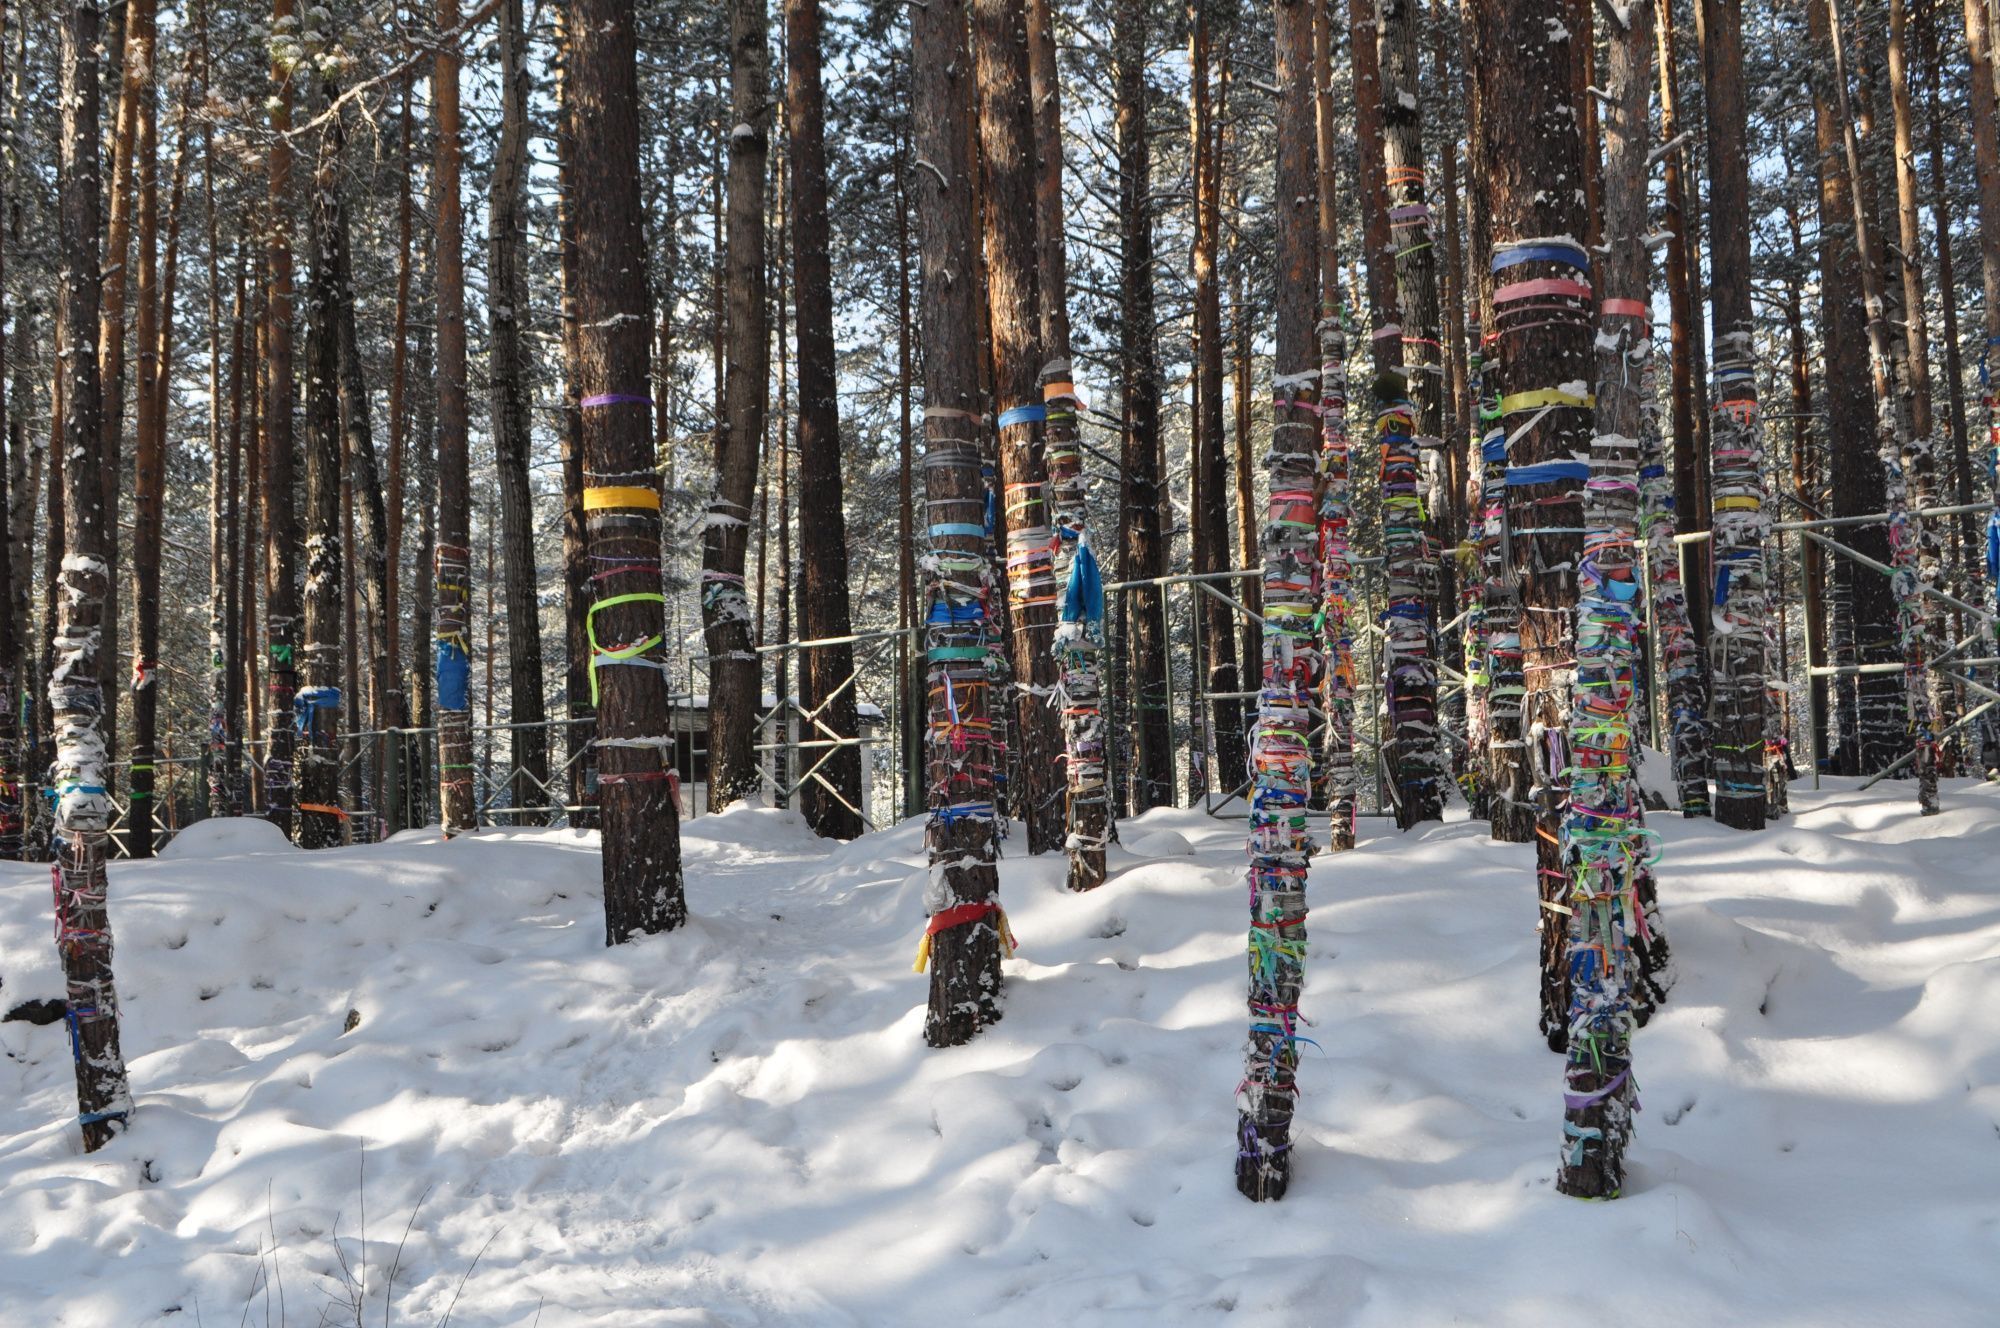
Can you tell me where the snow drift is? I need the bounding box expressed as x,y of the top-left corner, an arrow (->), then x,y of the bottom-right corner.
2,780 -> 1997,1325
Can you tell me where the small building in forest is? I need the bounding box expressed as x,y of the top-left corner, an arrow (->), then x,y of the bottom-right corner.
665,693 -> 886,824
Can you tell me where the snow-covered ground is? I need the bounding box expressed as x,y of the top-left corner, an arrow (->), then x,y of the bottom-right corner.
2,778 -> 1997,1326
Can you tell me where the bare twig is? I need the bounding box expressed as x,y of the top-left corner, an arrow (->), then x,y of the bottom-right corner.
435,1228 -> 502,1328
285,0 -> 503,142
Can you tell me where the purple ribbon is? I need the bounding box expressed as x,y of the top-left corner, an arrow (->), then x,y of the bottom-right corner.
1563,1066 -> 1631,1111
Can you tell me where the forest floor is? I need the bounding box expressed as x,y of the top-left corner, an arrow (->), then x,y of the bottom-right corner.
2,774 -> 1998,1326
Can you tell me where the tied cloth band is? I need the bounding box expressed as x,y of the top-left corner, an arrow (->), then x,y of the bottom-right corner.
997,403 -> 1046,429
1600,298 -> 1650,320
1499,388 -> 1594,414
581,393 -> 651,408
913,899 -> 1018,972
584,485 -> 662,511
586,592 -> 668,704
1494,277 -> 1594,304
1492,241 -> 1591,274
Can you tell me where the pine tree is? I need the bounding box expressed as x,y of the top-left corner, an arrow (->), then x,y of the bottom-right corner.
569,0 -> 686,943
1558,0 -> 1657,1197
488,0 -> 549,823
51,0 -> 132,1151
298,93 -> 345,852
1474,0 -> 1593,1048
913,0 -> 1006,1048
433,0 -> 476,835
264,0 -> 301,837
788,0 -> 863,840
1237,0 -> 1321,1204
1040,0 -> 1111,889
1117,0 -> 1172,813
704,0 -> 770,812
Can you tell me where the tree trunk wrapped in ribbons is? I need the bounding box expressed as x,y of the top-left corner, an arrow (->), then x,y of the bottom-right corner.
1238,0 -> 1320,1203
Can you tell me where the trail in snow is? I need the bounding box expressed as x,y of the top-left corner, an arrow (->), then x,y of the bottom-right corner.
1,779 -> 1997,1326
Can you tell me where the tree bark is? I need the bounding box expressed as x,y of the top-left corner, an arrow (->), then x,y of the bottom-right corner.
52,0 -> 132,1152
1558,0 -> 1658,1199
1657,0 -> 1711,664
570,0 -> 686,942
704,0 -> 769,812
433,0 -> 475,834
1237,0 -> 1321,1204
1116,0 -> 1172,813
299,103 -> 345,851
1961,0 -> 2000,776
98,0 -> 151,782
128,0 -> 161,856
1314,0 -> 1358,850
788,0 -> 862,840
913,0 -> 1006,1048
325,100 -> 391,840
488,0 -> 548,823
1824,0 -> 1938,812
1699,0 -> 1773,829
1475,0 -> 1592,1043
1189,0 -> 1243,820
553,1 -> 595,827
262,0 -> 303,837
973,0 -> 1062,849
1035,0 -> 1112,886
1377,0 -> 1447,827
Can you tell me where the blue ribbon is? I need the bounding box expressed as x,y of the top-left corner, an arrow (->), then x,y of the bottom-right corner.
997,404 -> 1046,429
1505,460 -> 1590,486
1492,242 -> 1591,274
1061,540 -> 1104,626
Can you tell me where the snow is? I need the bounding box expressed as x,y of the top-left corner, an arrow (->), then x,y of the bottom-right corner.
3,780 -> 1999,1325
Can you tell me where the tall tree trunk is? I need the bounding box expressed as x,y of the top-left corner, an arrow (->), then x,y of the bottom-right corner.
241,289 -> 263,812
299,107 -> 345,851
788,0 -> 862,840
433,0 -> 475,833
1226,50 -> 1261,714
1699,0 -> 1772,830
203,30 -> 236,820
1886,0 -> 1953,788
1377,0 -> 1447,827
1810,0 -> 1900,776
1559,0 -> 1654,1199
99,0 -> 150,783
264,0 -> 300,837
385,77 -> 412,742
52,0 -> 132,1152
0,0 -> 14,863
1237,0 -> 1321,1204
1189,0 -> 1243,821
1979,0 -> 2000,775
488,0 -> 548,823
1034,0 -> 1112,886
1476,0 -> 1592,1045
1657,0 -> 1711,664
218,244 -> 248,815
1314,0 -> 1358,850
1918,0 -> 1973,661
569,0 -> 686,941
127,0 -> 160,857
41,333 -> 64,838
972,0 -> 1061,848
912,0 -> 1006,1048
1116,0 -> 1172,812
704,0 -> 769,812
553,1 -> 595,826
335,200 -> 390,833
1825,0 -> 1938,812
